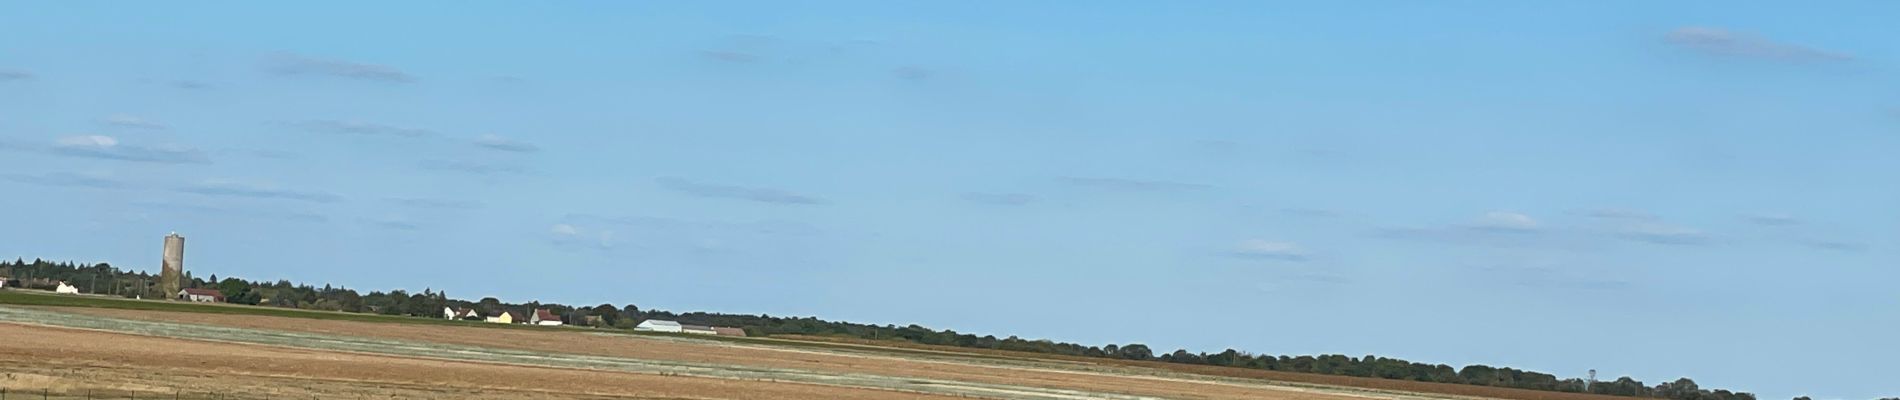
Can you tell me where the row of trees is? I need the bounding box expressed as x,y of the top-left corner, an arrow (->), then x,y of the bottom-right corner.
0,258 -> 1780,400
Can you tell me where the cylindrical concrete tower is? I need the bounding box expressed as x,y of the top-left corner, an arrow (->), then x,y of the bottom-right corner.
160,232 -> 185,299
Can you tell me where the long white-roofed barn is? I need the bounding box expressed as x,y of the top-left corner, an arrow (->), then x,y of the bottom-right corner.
634,319 -> 683,333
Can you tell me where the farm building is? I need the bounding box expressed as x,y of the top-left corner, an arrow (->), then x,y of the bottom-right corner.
0,276 -> 8,289
485,311 -> 520,324
712,327 -> 747,337
443,307 -> 480,320
178,288 -> 225,303
681,324 -> 718,335
634,319 -> 683,333
55,281 -> 79,294
531,309 -> 563,326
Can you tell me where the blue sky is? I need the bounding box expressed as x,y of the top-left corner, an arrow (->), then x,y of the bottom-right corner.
2,2 -> 1896,398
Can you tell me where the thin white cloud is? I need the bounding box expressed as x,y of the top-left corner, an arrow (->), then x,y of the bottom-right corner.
1611,221 -> 1710,246
473,134 -> 539,153
2,171 -> 126,189
49,135 -> 209,164
103,114 -> 167,130
656,177 -> 825,205
1579,208 -> 1658,221
1230,239 -> 1309,261
419,160 -> 527,175
1058,177 -> 1212,192
388,197 -> 482,209
549,223 -> 613,250
962,192 -> 1035,206
177,179 -> 342,203
1473,211 -> 1540,232
701,50 -> 760,63
264,53 -> 417,83
284,120 -> 432,137
1665,27 -> 1850,62
172,80 -> 212,90
1743,213 -> 1802,227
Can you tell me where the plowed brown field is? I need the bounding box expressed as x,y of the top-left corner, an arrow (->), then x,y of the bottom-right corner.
2,305 -> 1629,400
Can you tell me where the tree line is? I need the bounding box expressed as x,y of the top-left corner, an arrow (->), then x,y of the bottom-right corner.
1,258 -> 1848,400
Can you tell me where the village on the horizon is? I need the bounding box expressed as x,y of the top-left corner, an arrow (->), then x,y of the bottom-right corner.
0,231 -> 749,337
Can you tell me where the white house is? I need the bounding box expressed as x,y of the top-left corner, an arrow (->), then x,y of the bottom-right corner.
444,307 -> 480,320
634,319 -> 683,333
485,311 -> 521,324
54,281 -> 80,294
178,288 -> 224,303
0,276 -> 9,289
531,309 -> 564,326
681,324 -> 718,335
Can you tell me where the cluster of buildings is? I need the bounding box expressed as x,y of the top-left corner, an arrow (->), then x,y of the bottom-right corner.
443,307 -> 567,326
26,232 -> 755,338
440,307 -> 746,336
634,319 -> 747,337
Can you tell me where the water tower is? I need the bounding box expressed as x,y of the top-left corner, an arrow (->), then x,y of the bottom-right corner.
159,232 -> 185,299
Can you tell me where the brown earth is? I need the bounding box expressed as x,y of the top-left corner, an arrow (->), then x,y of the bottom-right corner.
44,307 -> 1387,400
0,322 -> 978,400
778,334 -> 1645,400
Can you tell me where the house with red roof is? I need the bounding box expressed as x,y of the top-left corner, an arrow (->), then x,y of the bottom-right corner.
178,288 -> 225,303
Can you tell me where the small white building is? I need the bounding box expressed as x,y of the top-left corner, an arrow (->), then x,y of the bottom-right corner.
531,309 -> 564,326
0,276 -> 9,289
178,288 -> 224,303
54,281 -> 80,294
634,319 -> 683,333
444,307 -> 480,320
681,324 -> 718,335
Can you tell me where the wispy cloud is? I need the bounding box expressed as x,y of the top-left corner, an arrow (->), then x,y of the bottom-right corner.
1377,211 -> 1546,246
962,192 -> 1035,206
1800,240 -> 1868,253
893,66 -> 933,81
1281,208 -> 1340,218
129,201 -> 328,223
701,50 -> 761,63
103,114 -> 167,130
387,197 -> 482,209
1,171 -> 126,189
569,214 -> 822,237
1228,239 -> 1310,262
364,218 -> 420,231
549,223 -> 614,250
48,135 -> 210,164
0,70 -> 33,81
1665,26 -> 1851,62
1480,265 -> 1631,291
656,177 -> 824,205
1743,213 -> 1802,227
171,80 -> 212,90
1472,211 -> 1541,233
283,120 -> 432,137
1579,208 -> 1658,221
1058,177 -> 1211,192
473,134 -> 538,153
420,160 -> 527,175
1609,221 -> 1710,246
177,180 -> 342,203
263,53 -> 417,83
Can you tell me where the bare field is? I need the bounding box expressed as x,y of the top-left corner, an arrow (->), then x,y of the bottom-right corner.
0,323 -> 960,400
774,335 -> 1646,400
0,305 -> 1541,400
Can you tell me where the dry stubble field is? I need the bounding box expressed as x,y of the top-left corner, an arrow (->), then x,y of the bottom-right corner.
0,303 -> 1635,400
